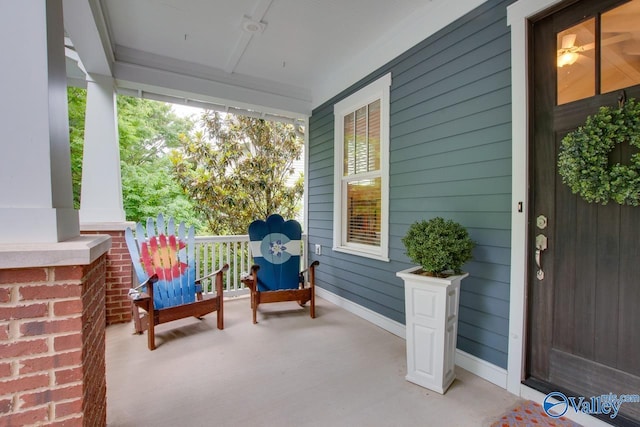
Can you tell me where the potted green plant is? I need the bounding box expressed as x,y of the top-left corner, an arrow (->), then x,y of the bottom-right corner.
401,217 -> 474,277
396,217 -> 474,394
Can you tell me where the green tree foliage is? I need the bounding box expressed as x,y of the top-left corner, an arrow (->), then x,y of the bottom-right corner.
67,87 -> 202,228
67,87 -> 87,209
117,95 -> 192,165
116,95 -> 203,228
171,112 -> 304,235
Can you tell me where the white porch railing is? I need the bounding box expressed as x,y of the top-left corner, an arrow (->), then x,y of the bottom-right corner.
194,235 -> 251,297
194,234 -> 307,298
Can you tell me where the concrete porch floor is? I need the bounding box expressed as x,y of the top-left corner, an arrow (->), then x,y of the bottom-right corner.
106,296 -> 522,427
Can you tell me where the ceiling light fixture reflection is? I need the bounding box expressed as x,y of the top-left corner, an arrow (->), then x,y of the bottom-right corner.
557,51 -> 579,67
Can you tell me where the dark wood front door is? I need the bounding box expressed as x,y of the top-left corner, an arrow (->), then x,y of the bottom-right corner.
529,0 -> 640,424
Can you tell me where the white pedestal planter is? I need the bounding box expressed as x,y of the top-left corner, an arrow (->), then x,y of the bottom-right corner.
396,267 -> 468,394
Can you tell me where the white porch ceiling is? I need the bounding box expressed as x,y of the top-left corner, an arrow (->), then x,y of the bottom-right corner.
63,0 -> 486,118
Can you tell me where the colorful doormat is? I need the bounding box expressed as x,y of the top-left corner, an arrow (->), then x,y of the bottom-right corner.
491,400 -> 583,427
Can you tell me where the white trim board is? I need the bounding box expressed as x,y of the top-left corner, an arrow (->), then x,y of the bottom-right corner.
507,9 -> 636,427
315,286 -> 405,339
455,349 -> 507,389
315,286 -> 508,389
332,73 -> 391,262
506,0 -> 565,396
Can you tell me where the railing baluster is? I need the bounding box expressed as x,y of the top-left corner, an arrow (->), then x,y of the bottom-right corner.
195,242 -> 201,285
239,241 -> 244,292
225,243 -> 231,291
224,242 -> 228,292
231,241 -> 236,292
206,243 -> 210,291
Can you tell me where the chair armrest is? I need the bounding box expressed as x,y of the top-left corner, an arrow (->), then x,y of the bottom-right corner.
131,292 -> 151,312
299,260 -> 320,276
241,265 -> 260,291
128,274 -> 158,313
299,261 -> 319,286
195,263 -> 229,284
241,264 -> 260,280
193,264 -> 229,298
128,274 -> 159,299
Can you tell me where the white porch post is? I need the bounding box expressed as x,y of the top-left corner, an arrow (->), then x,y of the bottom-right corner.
79,76 -> 126,224
0,0 -> 79,243
78,77 -> 134,326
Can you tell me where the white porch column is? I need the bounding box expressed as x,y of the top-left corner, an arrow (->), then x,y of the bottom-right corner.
79,76 -> 126,224
0,0 -> 79,243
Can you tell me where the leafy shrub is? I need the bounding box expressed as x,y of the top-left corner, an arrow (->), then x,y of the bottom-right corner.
401,217 -> 474,277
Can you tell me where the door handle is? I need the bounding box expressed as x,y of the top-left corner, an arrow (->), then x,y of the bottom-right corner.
535,249 -> 544,279
535,234 -> 547,280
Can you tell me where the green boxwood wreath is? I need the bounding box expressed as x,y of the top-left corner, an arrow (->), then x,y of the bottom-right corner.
557,97 -> 640,206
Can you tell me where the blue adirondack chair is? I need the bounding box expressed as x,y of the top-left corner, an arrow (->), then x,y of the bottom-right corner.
241,214 -> 319,324
125,214 -> 228,350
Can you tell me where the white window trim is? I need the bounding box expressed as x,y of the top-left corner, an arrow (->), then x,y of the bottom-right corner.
333,73 -> 391,262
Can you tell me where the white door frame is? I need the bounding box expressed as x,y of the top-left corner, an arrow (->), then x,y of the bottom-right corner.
507,4 -> 624,425
506,0 -> 565,394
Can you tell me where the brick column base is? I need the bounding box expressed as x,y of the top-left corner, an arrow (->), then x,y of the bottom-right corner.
0,254 -> 108,426
82,226 -> 134,325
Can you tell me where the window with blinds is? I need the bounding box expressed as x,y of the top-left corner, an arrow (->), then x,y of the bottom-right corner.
343,100 -> 381,246
343,101 -> 380,177
347,178 -> 381,246
333,73 -> 390,261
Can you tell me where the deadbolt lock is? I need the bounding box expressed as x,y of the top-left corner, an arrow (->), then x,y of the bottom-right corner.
536,215 -> 547,230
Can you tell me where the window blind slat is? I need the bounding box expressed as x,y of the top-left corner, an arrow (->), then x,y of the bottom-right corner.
344,112 -> 355,176
355,106 -> 367,174
346,178 -> 381,246
368,100 -> 380,171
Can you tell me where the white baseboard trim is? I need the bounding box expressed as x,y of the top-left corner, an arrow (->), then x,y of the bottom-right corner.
316,286 -> 508,389
455,349 -> 507,388
315,286 -> 406,338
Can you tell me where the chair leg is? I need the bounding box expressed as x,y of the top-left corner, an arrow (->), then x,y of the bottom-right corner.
310,288 -> 315,319
148,313 -> 156,350
131,302 -> 144,334
217,296 -> 224,330
252,292 -> 258,324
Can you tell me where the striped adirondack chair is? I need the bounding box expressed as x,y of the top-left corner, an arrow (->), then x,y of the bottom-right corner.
125,214 -> 228,350
241,214 -> 319,324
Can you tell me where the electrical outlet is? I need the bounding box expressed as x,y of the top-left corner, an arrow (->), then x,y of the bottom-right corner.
314,244 -> 322,255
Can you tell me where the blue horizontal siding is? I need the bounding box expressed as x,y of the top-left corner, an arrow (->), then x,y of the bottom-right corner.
308,0 -> 514,369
